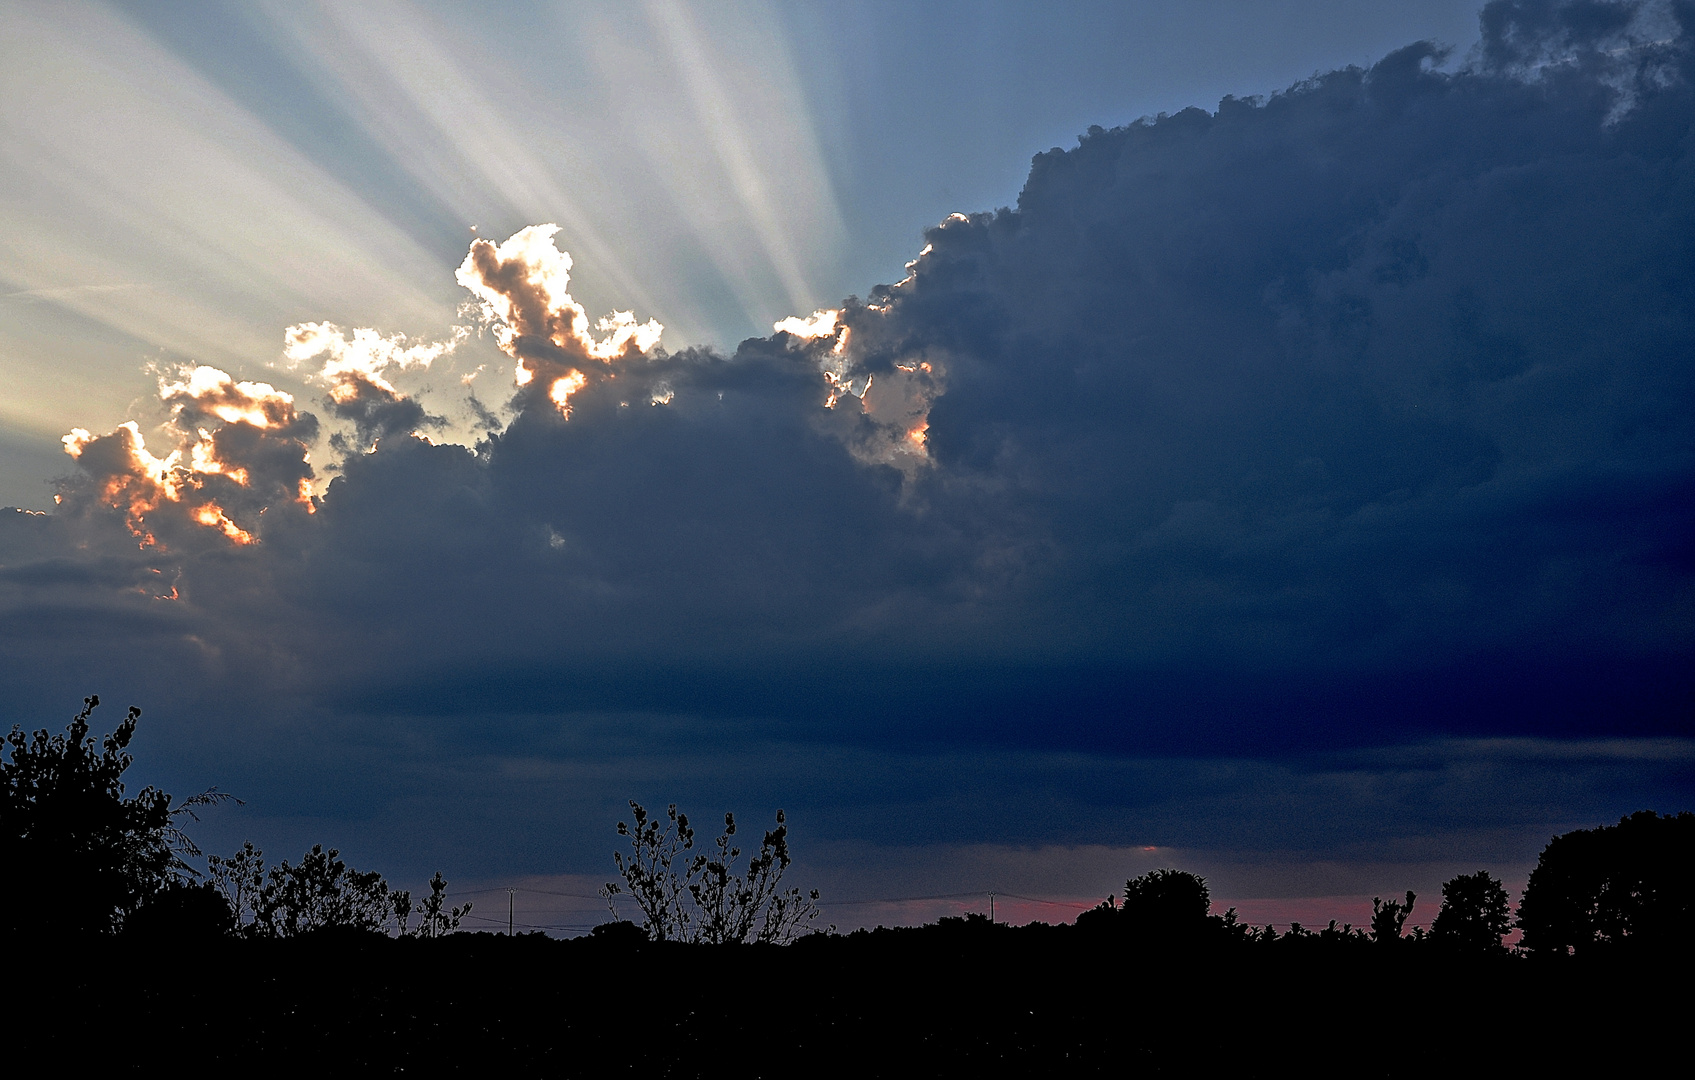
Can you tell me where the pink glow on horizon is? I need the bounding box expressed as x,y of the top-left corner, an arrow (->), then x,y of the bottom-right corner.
412,871 -> 1528,943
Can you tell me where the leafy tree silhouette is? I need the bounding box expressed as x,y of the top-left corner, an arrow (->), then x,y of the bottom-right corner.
602,802 -> 696,942
409,871 -> 473,938
1370,891 -> 1416,946
1076,868 -> 1218,942
1,696 -> 179,934
1430,871 -> 1512,955
207,842 -> 466,937
1122,868 -> 1212,932
123,881 -> 236,941
603,800 -> 823,943
1517,811 -> 1695,956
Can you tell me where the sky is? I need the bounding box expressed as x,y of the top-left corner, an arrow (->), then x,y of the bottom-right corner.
2,0 -> 1692,934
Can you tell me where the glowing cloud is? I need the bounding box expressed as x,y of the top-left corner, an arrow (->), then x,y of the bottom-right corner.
773,309 -> 839,340
283,321 -> 467,403
61,367 -> 317,548
158,366 -> 298,429
454,225 -> 664,417
455,224 -> 663,416
54,214 -> 948,556
775,265 -> 949,472
548,370 -> 589,417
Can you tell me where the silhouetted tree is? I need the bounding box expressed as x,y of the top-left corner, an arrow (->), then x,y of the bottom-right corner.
162,786 -> 241,865
588,918 -> 648,946
205,840 -> 266,933
1429,871 -> 1511,955
1370,891 -> 1416,945
1321,919 -> 1367,943
1517,811 -> 1695,956
690,808 -> 823,944
1076,869 -> 1218,943
1124,868 -> 1208,921
206,841 -> 443,937
602,802 -> 697,942
0,696 -> 178,934
603,800 -> 823,943
1073,894 -> 1120,931
123,880 -> 236,941
407,871 -> 472,938
1122,868 -> 1212,934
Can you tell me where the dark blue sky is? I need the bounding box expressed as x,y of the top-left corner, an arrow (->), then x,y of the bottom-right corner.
2,0 -> 1691,928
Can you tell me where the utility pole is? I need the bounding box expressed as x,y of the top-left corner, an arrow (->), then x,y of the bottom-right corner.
508,888 -> 515,936
990,892 -> 995,925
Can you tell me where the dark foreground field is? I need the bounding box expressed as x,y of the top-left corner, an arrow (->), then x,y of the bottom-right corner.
16,921 -> 1685,1077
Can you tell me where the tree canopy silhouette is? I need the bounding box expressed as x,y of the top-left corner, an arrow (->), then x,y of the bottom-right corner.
1430,871 -> 1511,955
0,696 -> 179,934
206,841 -> 469,938
1076,868 -> 1224,943
1370,891 -> 1417,946
1517,811 -> 1695,956
1122,868 -> 1212,931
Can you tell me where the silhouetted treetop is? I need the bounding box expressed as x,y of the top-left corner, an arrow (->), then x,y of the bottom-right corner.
1517,811 -> 1695,956
207,842 -> 464,938
1430,871 -> 1511,955
603,801 -> 823,943
1,696 -> 180,934
1123,868 -> 1212,930
1076,868 -> 1221,943
1370,891 -> 1417,946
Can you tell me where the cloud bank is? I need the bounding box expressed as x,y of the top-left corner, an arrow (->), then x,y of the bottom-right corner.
3,0 -> 1691,889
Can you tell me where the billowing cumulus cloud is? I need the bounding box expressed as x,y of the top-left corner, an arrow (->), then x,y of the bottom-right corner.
4,0 -> 1692,895
455,224 -> 664,418
772,295 -> 948,472
60,366 -> 316,550
284,321 -> 466,451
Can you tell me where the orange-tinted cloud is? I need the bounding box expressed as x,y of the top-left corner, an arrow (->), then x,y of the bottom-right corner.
284,320 -> 467,405
61,366 -> 316,549
284,321 -> 465,450
455,224 -> 663,418
773,299 -> 946,474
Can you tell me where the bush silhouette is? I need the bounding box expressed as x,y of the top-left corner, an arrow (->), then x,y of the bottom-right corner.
1122,868 -> 1211,931
1370,891 -> 1416,946
123,880 -> 236,942
207,841 -> 466,938
603,800 -> 823,943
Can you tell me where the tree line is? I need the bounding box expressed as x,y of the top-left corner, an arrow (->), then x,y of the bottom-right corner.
4,697 -> 1690,957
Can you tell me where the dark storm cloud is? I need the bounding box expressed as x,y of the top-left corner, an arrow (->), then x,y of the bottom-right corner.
845,0 -> 1695,742
3,0 -> 1692,881
285,0 -> 1693,752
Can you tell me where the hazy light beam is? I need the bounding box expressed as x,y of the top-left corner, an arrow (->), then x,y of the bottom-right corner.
641,0 -> 845,318
0,1 -> 453,428
255,0 -> 664,322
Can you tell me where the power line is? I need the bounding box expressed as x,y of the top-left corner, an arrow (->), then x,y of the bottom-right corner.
813,891 -> 997,907
448,885 -> 607,901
